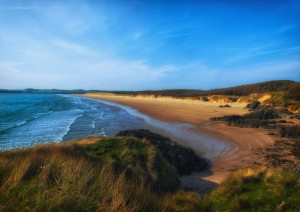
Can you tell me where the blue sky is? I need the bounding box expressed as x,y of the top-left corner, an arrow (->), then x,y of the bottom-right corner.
0,0 -> 299,90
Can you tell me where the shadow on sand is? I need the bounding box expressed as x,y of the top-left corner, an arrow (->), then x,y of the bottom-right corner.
180,165 -> 219,196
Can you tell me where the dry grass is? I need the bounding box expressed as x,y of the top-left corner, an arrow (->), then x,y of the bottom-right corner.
0,140 -> 164,211
1,138 -> 299,211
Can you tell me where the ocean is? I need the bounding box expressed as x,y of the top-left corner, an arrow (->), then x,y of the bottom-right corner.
0,93 -> 147,151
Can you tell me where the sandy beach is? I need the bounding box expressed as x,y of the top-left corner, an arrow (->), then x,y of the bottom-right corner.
82,93 -> 274,192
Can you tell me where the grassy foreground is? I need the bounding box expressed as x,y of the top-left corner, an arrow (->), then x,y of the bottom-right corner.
0,136 -> 299,211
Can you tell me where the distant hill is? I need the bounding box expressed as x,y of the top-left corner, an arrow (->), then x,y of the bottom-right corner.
1,80 -> 299,97
0,88 -> 87,94
106,80 -> 299,97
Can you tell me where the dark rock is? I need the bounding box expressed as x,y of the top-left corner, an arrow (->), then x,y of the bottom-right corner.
219,104 -> 231,108
116,129 -> 208,175
246,101 -> 260,110
277,120 -> 287,124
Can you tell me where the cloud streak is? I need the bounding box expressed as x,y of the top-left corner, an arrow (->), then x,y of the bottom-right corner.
52,40 -> 97,56
0,6 -> 38,10
224,44 -> 300,64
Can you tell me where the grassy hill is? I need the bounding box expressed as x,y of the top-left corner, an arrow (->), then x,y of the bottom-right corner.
0,134 -> 299,211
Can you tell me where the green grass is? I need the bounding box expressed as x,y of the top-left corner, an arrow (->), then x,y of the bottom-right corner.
83,137 -> 180,192
0,137 -> 181,211
204,168 -> 300,211
84,137 -> 149,169
0,137 -> 299,211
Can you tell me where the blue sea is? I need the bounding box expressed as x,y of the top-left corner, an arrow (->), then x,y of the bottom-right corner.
0,94 -> 147,151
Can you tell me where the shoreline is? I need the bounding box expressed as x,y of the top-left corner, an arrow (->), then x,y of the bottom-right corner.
81,93 -> 274,190
79,95 -> 232,157
79,95 -> 231,157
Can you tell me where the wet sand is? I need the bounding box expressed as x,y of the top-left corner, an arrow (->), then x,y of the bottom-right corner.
82,93 -> 274,191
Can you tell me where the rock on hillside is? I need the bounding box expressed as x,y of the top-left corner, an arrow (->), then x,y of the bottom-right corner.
116,129 -> 208,175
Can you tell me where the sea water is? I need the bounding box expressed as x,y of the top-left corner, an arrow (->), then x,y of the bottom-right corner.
0,94 -> 147,151
0,93 -> 232,159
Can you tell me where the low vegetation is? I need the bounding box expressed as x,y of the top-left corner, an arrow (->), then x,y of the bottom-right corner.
219,104 -> 231,108
279,125 -> 300,139
210,107 -> 280,128
286,83 -> 300,101
0,133 -> 299,211
246,100 -> 260,110
204,168 -> 300,211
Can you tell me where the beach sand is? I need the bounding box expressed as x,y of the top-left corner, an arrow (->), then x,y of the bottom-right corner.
82,93 -> 274,193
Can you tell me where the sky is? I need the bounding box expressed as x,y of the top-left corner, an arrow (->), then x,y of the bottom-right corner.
0,0 -> 299,90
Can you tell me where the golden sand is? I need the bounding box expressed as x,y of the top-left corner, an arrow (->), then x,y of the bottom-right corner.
82,93 -> 274,187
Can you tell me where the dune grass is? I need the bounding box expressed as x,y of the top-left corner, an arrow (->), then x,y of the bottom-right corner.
204,167 -> 300,211
0,137 -> 183,211
0,137 -> 299,211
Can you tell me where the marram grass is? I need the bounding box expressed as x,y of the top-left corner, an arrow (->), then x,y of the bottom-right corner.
0,137 -> 299,211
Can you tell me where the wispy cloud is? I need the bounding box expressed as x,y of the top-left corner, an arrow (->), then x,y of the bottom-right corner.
133,32 -> 142,40
157,26 -> 189,36
0,6 -> 38,10
256,46 -> 300,55
224,45 -> 270,63
39,2 -> 101,35
221,60 -> 300,85
0,38 -> 178,89
157,26 -> 192,39
164,32 -> 192,39
158,59 -> 300,90
275,25 -> 295,34
52,40 -> 96,56
224,44 -> 300,64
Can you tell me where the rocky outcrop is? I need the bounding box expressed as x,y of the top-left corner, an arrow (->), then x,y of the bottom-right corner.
116,129 -> 208,175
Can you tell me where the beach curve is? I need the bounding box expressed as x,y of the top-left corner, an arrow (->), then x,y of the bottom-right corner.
81,93 -> 274,192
